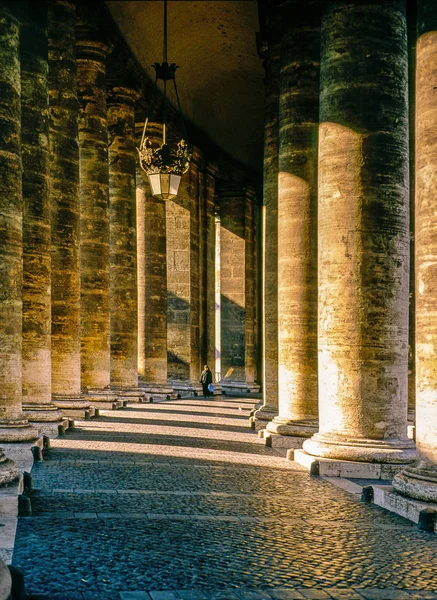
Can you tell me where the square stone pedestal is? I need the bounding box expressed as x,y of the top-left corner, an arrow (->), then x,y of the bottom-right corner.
372,485 -> 437,531
1,437 -> 43,473
264,432 -> 307,451
0,474 -> 23,565
292,449 -> 408,479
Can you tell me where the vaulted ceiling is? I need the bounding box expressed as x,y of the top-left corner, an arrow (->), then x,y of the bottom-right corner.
105,1 -> 265,172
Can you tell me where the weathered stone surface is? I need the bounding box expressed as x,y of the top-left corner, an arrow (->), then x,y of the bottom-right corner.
77,38 -> 112,391
0,3 -> 38,443
107,86 -> 139,389
21,1 -> 63,430
303,0 -> 414,464
393,5 -> 437,500
136,123 -> 170,388
48,0 -> 88,415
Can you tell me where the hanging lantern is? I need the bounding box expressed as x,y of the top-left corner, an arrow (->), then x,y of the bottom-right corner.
137,1 -> 191,200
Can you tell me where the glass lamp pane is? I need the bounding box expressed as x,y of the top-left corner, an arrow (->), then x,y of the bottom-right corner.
148,174 -> 161,196
169,174 -> 181,197
160,174 -> 170,198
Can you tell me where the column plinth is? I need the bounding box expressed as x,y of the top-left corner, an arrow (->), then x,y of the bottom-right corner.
0,449 -> 19,486
302,0 -> 414,468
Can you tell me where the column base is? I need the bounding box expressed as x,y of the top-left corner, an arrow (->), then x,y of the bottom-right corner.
251,407 -> 278,432
0,449 -> 19,487
52,395 -> 95,419
220,380 -> 261,394
302,431 -> 416,464
294,448 -> 411,479
22,404 -> 66,437
266,417 -> 318,438
169,380 -> 203,398
111,388 -> 146,404
139,382 -> 178,402
372,482 -> 437,529
0,418 -> 39,444
392,462 -> 437,503
82,390 -> 123,410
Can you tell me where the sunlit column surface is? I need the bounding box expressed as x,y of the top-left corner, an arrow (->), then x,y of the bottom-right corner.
303,0 -> 415,463
21,1 -> 64,433
107,86 -> 142,401
266,1 -> 319,443
136,123 -> 173,399
393,2 -> 437,499
0,2 -> 38,444
77,37 -> 117,408
253,30 -> 280,430
49,1 -> 90,418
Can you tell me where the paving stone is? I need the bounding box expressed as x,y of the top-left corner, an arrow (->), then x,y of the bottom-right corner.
268,591 -> 305,600
175,591 -> 208,599
149,593 -> 180,600
119,594 -> 151,599
357,590 -> 412,599
299,591 -> 331,599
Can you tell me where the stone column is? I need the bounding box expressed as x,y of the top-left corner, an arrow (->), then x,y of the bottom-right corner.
21,1 -> 64,435
166,151 -> 203,397
49,0 -> 91,419
265,1 -> 319,449
0,2 -> 38,447
253,33 -> 280,430
244,187 -> 258,388
136,124 -> 175,400
393,0 -> 437,500
219,185 -> 260,394
107,86 -> 143,403
302,0 -> 415,466
77,38 -> 119,410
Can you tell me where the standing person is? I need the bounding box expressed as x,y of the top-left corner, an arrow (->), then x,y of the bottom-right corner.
200,364 -> 213,399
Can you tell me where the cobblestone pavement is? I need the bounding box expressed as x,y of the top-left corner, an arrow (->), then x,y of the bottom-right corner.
11,396 -> 437,600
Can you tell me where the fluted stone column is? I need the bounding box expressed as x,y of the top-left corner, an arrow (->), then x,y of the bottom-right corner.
136,124 -> 174,400
77,38 -> 119,410
253,34 -> 280,430
166,151 -> 203,397
219,186 -> 260,394
107,87 -> 143,403
265,2 -> 319,449
21,1 -> 64,435
0,2 -> 38,447
393,0 -> 437,500
49,0 -> 91,419
302,0 -> 415,465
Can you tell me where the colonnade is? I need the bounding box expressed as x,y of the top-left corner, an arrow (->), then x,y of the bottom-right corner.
256,0 -> 437,503
0,0 -> 260,485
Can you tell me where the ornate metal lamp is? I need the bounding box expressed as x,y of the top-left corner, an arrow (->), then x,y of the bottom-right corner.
137,0 -> 191,201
